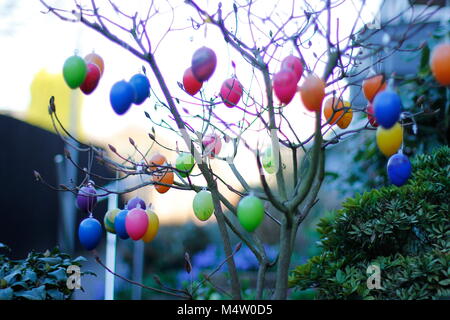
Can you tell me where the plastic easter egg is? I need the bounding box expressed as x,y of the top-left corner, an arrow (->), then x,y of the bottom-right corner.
362,74 -> 386,102
373,89 -> 401,129
299,74 -> 325,112
430,42 -> 450,86
176,153 -> 195,177
387,153 -> 412,187
323,97 -> 344,125
366,102 -> 378,127
76,185 -> 97,213
262,147 -> 277,174
193,190 -> 214,221
142,209 -> 159,243
237,195 -> 265,232
127,196 -> 146,210
202,133 -> 222,159
280,55 -> 303,83
110,80 -> 134,115
153,169 -> 174,194
191,47 -> 217,81
125,208 -> 149,240
337,101 -> 353,129
220,78 -> 243,107
78,217 -> 102,250
63,55 -> 87,89
80,63 -> 101,95
183,67 -> 202,95
114,209 -> 129,240
85,52 -> 104,75
376,122 -> 403,157
129,74 -> 150,105
149,153 -> 167,171
104,208 -> 120,234
273,70 -> 297,105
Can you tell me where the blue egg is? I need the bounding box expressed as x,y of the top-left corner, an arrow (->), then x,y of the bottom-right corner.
387,153 -> 412,187
78,217 -> 102,251
373,90 -> 401,129
110,80 -> 134,115
114,209 -> 129,240
129,74 -> 150,105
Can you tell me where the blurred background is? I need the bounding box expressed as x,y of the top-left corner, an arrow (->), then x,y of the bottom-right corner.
0,0 -> 448,300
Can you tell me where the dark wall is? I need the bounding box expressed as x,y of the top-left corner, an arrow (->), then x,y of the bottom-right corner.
0,115 -> 113,258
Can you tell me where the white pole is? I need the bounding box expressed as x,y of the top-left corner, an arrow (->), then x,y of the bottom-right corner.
105,193 -> 117,300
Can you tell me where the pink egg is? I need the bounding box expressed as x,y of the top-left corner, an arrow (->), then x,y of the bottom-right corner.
202,133 -> 222,159
273,70 -> 297,105
220,78 -> 243,107
125,208 -> 149,240
280,55 -> 303,83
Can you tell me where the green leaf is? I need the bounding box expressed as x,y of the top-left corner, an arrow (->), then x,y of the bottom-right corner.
438,279 -> 450,286
38,257 -> 62,265
46,289 -> 64,300
72,256 -> 87,264
336,270 -> 345,284
0,287 -> 13,300
15,285 -> 46,300
48,268 -> 67,282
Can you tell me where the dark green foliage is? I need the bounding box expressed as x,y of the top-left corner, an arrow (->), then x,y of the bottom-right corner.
289,146 -> 450,299
0,245 -> 93,300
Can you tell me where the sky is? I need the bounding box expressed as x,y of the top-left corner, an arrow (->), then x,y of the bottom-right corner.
0,0 -> 383,223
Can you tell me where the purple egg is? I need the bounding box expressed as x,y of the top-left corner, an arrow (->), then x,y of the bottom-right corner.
191,47 -> 217,82
76,186 -> 97,213
127,196 -> 146,210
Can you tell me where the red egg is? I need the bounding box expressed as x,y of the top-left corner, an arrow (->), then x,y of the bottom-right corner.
280,55 -> 303,83
191,47 -> 217,82
80,63 -> 101,95
220,78 -> 243,107
367,102 -> 378,127
183,67 -> 202,95
273,70 -> 297,105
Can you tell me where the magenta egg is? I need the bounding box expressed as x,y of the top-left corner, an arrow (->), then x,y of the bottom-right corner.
220,78 -> 243,107
273,70 -> 297,105
280,55 -> 303,83
191,47 -> 217,82
125,208 -> 149,240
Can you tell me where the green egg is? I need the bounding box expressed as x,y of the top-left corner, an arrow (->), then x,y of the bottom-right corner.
63,55 -> 87,89
237,195 -> 265,232
193,190 -> 214,221
176,153 -> 195,177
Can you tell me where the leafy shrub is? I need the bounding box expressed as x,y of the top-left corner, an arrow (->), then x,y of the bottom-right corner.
0,244 -> 93,300
289,146 -> 450,299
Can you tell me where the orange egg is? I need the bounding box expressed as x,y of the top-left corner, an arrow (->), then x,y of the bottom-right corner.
323,96 -> 344,125
430,42 -> 450,86
149,153 -> 167,171
337,101 -> 353,129
85,52 -> 104,76
299,74 -> 325,112
362,74 -> 386,102
153,169 -> 174,194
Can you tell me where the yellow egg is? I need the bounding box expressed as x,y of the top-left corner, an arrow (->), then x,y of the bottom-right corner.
142,209 -> 159,243
376,122 -> 403,156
